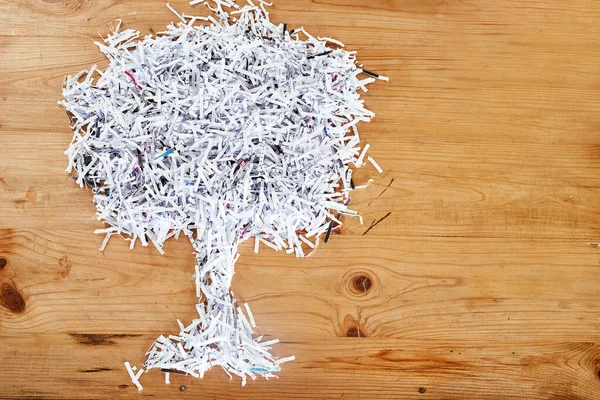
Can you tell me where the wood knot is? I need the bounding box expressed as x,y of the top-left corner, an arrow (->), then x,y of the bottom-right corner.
418,387 -> 427,393
346,327 -> 361,337
351,274 -> 372,293
346,271 -> 375,297
0,257 -> 7,271
341,315 -> 368,338
0,282 -> 26,313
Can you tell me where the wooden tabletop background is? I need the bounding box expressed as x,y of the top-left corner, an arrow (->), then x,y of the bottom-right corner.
1,0 -> 600,399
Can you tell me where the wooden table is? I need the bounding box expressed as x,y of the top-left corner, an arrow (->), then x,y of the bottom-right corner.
1,0 -> 600,398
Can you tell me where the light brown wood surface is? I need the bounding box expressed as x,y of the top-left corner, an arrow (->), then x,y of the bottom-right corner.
1,0 -> 600,399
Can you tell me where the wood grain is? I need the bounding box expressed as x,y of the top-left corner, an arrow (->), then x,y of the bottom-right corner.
1,334 -> 599,399
1,0 -> 600,398
1,229 -> 599,341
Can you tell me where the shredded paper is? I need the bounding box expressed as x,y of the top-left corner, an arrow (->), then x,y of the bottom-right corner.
60,0 -> 386,389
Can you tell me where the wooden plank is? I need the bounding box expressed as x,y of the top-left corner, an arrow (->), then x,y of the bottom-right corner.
0,334 -> 599,399
2,131 -> 600,238
2,0 -> 599,145
2,0 -> 600,41
1,229 -> 599,342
